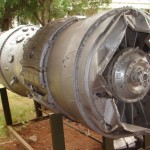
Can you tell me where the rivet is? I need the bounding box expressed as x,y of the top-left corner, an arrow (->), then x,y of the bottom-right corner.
16,35 -> 25,43
4,67 -> 9,71
22,27 -> 29,32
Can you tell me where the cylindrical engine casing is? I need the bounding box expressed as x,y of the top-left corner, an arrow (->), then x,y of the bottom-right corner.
0,25 -> 39,95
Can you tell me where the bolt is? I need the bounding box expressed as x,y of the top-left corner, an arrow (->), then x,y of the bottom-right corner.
22,27 -> 29,32
143,74 -> 148,80
7,53 -> 14,63
4,67 -> 9,71
9,77 -> 18,86
31,27 -> 35,31
105,123 -> 112,130
16,35 -> 25,43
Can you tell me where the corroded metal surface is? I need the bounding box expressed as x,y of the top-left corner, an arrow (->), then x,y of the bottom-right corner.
0,7 -> 150,138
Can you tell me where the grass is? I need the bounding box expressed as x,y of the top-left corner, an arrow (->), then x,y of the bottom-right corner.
0,89 -> 35,140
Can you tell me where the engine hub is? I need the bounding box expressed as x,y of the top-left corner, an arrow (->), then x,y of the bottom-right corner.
108,48 -> 150,103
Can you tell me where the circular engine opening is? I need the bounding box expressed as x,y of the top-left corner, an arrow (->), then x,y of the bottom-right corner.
107,48 -> 150,103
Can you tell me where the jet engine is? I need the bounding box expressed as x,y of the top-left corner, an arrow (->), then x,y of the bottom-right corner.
0,7 -> 150,138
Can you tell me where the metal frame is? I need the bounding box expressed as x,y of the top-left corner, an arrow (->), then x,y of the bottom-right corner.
144,135 -> 150,150
50,113 -> 65,150
102,137 -> 114,150
0,87 -> 12,125
1,87 -> 150,150
34,100 -> 43,118
0,87 -> 66,150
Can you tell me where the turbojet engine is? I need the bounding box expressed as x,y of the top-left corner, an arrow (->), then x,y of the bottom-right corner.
0,7 -> 150,138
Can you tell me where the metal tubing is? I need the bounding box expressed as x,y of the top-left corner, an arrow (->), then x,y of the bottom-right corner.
50,113 -> 65,150
0,87 -> 13,125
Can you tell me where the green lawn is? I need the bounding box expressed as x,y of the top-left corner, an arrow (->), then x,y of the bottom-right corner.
0,88 -> 35,140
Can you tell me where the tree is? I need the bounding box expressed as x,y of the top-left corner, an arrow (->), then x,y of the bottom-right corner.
19,0 -> 71,26
0,0 -> 24,31
0,0 -> 112,31
61,0 -> 112,16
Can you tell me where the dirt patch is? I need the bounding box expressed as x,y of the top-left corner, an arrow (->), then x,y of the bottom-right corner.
16,119 -> 102,150
0,139 -> 25,150
0,118 -> 102,150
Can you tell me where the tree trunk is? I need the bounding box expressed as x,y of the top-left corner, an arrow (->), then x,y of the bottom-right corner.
48,0 -> 53,22
0,17 -> 12,31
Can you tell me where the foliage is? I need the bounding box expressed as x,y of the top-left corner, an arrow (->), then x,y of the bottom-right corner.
0,0 -> 25,31
0,0 -> 112,31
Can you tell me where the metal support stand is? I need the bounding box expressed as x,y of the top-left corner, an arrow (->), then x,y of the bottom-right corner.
50,113 -> 65,150
34,101 -> 43,118
103,137 -> 114,150
0,87 -> 13,125
102,135 -> 150,150
143,135 -> 150,150
1,87 -> 150,150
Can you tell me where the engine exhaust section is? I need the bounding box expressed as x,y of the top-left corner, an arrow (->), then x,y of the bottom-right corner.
0,7 -> 150,138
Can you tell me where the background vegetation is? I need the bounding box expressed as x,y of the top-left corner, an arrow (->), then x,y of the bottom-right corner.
0,0 -> 111,31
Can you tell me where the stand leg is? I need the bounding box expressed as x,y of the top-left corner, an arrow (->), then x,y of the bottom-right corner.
103,137 -> 114,150
144,135 -> 150,150
34,101 -> 43,118
50,113 -> 65,150
0,87 -> 13,125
